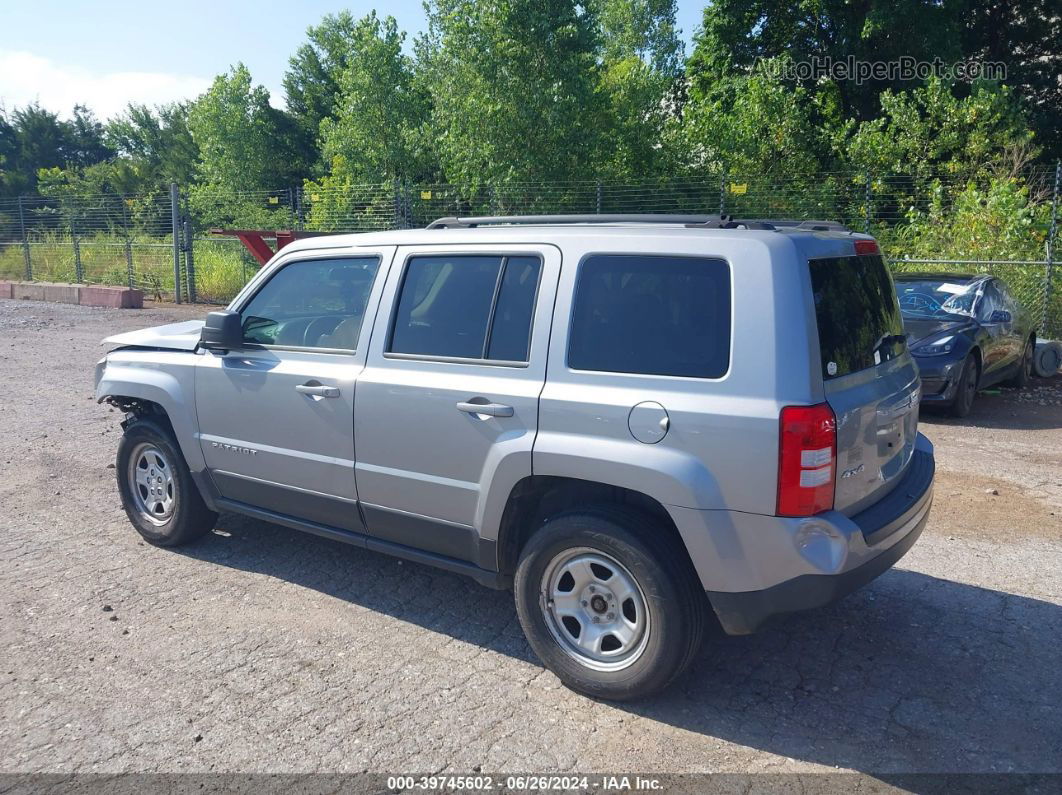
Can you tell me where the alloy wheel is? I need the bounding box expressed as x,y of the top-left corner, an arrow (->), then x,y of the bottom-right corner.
128,442 -> 176,526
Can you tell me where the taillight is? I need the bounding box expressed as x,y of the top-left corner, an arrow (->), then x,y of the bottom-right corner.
777,403 -> 836,517
854,239 -> 880,256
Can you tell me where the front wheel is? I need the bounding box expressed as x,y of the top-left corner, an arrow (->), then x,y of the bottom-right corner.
1006,339 -> 1033,389
116,418 -> 217,546
514,507 -> 706,700
950,355 -> 979,418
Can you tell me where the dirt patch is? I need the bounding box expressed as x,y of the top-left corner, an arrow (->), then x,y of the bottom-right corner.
931,469 -> 1060,540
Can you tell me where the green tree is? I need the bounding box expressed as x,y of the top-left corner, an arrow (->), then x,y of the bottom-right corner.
106,103 -> 199,190
0,110 -> 23,197
667,58 -> 831,176
593,0 -> 683,179
420,0 -> 602,190
65,105 -> 113,169
284,12 -> 358,149
318,12 -> 432,182
188,65 -> 288,191
188,65 -> 306,227
847,78 -> 1034,177
9,104 -> 69,192
959,0 -> 1062,160
688,0 -> 963,122
888,176 -> 1050,261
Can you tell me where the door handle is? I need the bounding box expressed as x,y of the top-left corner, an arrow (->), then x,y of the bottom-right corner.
456,400 -> 514,418
296,383 -> 340,398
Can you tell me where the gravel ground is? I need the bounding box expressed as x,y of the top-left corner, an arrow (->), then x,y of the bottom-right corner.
1,298 -> 1060,777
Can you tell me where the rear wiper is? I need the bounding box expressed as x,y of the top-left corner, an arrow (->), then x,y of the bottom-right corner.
873,333 -> 907,355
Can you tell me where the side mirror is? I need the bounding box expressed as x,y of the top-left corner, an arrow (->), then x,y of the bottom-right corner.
199,310 -> 243,352
988,309 -> 1012,324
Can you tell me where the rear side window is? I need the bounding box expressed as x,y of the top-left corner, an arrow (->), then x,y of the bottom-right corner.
389,254 -> 541,361
568,254 -> 731,378
808,254 -> 904,379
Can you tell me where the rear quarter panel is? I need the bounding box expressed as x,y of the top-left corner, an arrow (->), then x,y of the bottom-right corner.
535,231 -> 824,516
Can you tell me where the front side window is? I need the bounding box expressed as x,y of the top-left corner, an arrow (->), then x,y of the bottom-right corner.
977,283 -> 1004,322
389,254 -> 542,361
240,257 -> 380,350
568,254 -> 731,378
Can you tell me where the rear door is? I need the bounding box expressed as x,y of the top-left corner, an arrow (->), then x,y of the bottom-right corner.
808,253 -> 921,514
353,245 -> 560,564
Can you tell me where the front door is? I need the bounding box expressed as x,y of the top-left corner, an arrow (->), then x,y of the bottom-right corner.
195,251 -> 392,530
353,245 -> 560,564
976,281 -> 1012,378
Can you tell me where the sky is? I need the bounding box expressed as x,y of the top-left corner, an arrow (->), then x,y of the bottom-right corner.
0,0 -> 706,121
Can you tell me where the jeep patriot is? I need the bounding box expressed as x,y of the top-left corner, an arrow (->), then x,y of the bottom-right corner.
95,214 -> 935,699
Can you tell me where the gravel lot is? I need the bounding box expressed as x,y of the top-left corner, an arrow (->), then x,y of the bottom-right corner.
1,298 -> 1060,777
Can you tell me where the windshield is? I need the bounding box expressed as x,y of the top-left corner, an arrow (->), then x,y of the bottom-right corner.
894,279 -> 978,318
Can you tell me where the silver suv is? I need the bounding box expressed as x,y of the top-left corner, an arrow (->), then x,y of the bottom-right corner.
95,215 -> 935,699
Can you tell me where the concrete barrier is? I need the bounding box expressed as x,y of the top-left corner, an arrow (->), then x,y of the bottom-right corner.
44,283 -> 81,304
78,285 -> 143,309
0,281 -> 143,309
12,282 -> 46,301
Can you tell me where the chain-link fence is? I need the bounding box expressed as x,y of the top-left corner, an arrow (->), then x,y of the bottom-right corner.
1,166 -> 1060,336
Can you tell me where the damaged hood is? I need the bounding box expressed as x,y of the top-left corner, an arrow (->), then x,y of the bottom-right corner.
901,316 -> 975,347
103,320 -> 205,351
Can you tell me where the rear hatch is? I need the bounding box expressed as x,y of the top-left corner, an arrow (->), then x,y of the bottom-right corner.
808,252 -> 921,514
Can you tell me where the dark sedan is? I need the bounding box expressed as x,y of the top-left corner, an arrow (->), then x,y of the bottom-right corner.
894,273 -> 1036,416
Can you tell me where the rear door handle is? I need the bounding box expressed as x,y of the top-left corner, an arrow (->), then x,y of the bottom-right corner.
456,400 -> 514,418
296,383 -> 340,398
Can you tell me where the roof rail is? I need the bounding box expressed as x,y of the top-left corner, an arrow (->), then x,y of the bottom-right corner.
743,218 -> 852,232
427,213 -> 777,230
425,214 -> 854,232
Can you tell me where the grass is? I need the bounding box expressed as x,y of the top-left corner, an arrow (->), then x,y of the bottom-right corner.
0,233 -> 257,304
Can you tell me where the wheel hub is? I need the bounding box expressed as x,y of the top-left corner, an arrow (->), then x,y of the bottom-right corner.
128,442 -> 176,526
540,548 -> 650,672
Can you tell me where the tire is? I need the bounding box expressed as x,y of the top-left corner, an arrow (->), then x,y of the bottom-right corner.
1006,338 -> 1033,389
1032,340 -> 1062,379
116,418 -> 217,546
950,355 -> 979,418
514,506 -> 705,700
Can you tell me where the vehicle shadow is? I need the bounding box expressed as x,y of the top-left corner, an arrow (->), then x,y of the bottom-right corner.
179,513 -> 1062,775
920,380 -> 1062,431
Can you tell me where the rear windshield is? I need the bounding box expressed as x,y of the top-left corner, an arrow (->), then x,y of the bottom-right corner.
808,254 -> 905,380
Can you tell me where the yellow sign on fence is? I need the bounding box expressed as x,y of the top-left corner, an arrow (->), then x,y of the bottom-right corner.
729,183 -> 748,195
420,190 -> 433,200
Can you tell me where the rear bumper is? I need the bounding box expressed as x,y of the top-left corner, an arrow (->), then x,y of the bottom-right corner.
689,434 -> 934,634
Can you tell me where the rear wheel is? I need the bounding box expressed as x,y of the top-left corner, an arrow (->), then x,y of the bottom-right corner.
950,355 -> 979,418
1006,338 -> 1033,389
116,419 -> 217,546
514,507 -> 705,700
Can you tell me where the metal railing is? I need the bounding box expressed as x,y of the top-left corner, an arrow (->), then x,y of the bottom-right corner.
0,165 -> 1059,336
